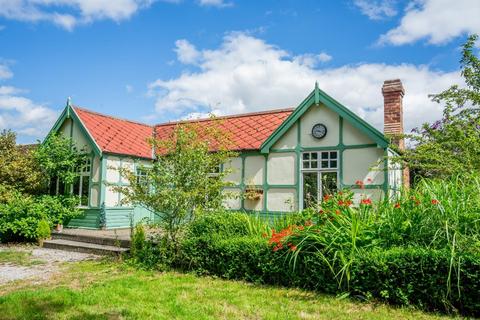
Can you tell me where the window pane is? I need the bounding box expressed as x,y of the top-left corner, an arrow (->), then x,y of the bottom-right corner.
311,153 -> 318,160
303,172 -> 318,209
72,176 -> 80,197
321,152 -> 329,159
330,152 -> 337,159
303,161 -> 310,169
81,176 -> 90,206
321,172 -> 338,197
303,153 -> 309,160
321,161 -> 329,168
311,161 -> 318,169
330,160 -> 337,168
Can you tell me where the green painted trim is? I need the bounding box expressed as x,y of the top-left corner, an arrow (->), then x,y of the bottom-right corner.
339,117 -> 344,189
343,184 -> 384,190
261,93 -> 315,153
383,148 -> 389,197
260,85 -> 388,153
240,155 -> 246,210
295,119 -> 301,211
268,184 -> 297,189
270,149 -> 296,153
262,154 -> 268,212
69,106 -> 102,156
44,105 -> 69,142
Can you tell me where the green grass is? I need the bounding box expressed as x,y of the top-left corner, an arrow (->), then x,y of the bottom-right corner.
0,260 -> 457,320
0,249 -> 43,266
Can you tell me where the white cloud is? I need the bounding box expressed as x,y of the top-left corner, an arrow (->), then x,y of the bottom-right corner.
354,0 -> 397,20
379,0 -> 480,45
126,84 -> 133,93
175,39 -> 201,64
293,52 -> 332,67
198,0 -> 232,8
149,33 -> 462,133
0,0 -> 156,30
0,64 -> 58,140
0,64 -> 13,80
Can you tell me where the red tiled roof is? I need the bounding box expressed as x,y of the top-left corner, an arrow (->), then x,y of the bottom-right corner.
73,107 -> 154,159
73,106 -> 294,158
154,109 -> 293,152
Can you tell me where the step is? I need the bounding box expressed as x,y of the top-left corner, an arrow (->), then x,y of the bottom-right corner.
51,232 -> 131,248
43,239 -> 129,256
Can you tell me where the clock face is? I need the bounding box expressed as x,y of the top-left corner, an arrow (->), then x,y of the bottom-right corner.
312,123 -> 327,139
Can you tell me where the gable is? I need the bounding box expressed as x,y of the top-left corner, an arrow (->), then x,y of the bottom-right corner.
261,83 -> 388,153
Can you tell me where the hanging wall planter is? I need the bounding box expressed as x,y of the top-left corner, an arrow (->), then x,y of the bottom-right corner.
244,187 -> 264,201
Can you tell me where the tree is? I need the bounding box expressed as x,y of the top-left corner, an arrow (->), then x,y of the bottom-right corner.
398,34 -> 480,179
34,133 -> 87,188
116,119 -> 237,251
0,130 -> 44,196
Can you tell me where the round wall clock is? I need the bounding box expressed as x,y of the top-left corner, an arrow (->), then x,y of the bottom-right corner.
311,123 -> 327,139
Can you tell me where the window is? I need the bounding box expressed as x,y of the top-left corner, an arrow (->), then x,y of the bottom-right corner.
301,151 -> 339,209
207,164 -> 221,177
303,151 -> 337,170
72,158 -> 91,207
136,168 -> 148,187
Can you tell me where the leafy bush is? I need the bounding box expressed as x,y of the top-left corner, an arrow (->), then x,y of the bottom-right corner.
0,194 -> 80,242
36,220 -> 51,240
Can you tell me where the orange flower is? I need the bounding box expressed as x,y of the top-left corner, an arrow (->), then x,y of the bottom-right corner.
431,199 -> 439,205
335,209 -> 340,215
360,198 -> 372,205
305,220 -> 313,227
394,202 -> 401,209
323,194 -> 332,201
355,180 -> 365,189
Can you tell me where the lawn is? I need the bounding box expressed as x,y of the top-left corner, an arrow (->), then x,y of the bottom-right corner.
0,248 -> 44,266
0,259 -> 457,320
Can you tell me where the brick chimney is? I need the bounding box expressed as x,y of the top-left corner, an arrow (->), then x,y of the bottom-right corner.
382,79 -> 409,188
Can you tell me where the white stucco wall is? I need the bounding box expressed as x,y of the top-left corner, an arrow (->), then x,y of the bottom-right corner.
343,120 -> 374,145
244,156 -> 264,185
267,188 -> 296,212
224,157 -> 242,185
71,120 -> 92,153
267,153 -> 296,185
273,123 -> 297,149
223,188 -> 242,210
300,104 -> 339,147
343,147 -> 385,185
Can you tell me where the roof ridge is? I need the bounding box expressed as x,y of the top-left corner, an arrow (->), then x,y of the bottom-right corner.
72,106 -> 154,128
154,107 -> 295,128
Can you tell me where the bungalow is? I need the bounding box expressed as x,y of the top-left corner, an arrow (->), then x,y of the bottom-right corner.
46,79 -> 407,229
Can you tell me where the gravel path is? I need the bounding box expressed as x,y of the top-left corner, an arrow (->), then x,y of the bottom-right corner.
0,245 -> 99,285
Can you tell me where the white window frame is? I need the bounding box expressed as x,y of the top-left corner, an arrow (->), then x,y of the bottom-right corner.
72,158 -> 92,208
300,150 -> 339,210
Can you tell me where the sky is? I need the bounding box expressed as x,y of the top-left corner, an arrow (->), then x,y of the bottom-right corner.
0,0 -> 479,143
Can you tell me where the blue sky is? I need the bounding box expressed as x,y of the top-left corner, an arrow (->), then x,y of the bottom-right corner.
0,0 -> 478,143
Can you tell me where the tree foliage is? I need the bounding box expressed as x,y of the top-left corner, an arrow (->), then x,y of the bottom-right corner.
399,35 -> 480,179
34,133 -> 87,186
0,130 -> 44,196
116,119 -> 237,250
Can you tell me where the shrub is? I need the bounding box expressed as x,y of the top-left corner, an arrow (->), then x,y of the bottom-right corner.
179,209 -> 480,317
36,220 -> 51,240
0,194 -> 80,242
350,248 -> 480,316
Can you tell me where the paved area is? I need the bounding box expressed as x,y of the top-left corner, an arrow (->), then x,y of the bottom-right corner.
0,245 -> 99,286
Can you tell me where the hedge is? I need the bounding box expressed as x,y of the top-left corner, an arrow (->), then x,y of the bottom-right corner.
179,214 -> 480,317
